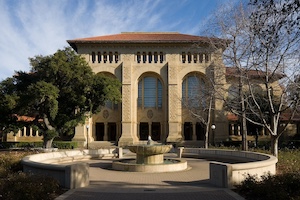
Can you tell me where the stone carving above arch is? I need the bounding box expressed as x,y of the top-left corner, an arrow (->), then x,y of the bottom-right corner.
103,110 -> 109,119
147,110 -> 153,119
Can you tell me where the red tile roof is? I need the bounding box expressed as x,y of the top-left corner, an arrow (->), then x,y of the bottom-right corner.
226,67 -> 285,79
67,32 -> 225,50
68,32 -> 213,42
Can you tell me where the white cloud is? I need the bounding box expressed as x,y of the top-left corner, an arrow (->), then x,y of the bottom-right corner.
0,0 -> 229,80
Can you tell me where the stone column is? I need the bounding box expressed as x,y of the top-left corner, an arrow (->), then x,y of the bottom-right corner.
149,122 -> 152,138
104,122 -> 108,141
192,123 -> 197,141
166,56 -> 182,143
118,54 -> 139,146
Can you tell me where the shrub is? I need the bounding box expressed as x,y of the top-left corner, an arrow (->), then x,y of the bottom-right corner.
0,172 -> 62,200
235,173 -> 300,200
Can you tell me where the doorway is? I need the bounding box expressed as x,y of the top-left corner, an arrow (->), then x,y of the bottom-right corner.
151,122 -> 161,141
184,122 -> 193,140
95,123 -> 104,141
108,123 -> 117,141
139,123 -> 149,140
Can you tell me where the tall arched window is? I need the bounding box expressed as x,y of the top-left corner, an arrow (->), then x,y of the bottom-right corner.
138,76 -> 162,108
182,75 -> 206,108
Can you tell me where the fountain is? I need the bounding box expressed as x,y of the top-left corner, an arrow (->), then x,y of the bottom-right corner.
112,136 -> 188,172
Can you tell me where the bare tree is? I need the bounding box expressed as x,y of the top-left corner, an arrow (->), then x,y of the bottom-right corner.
204,0 -> 300,156
181,73 -> 214,148
245,0 -> 300,157
203,3 -> 253,151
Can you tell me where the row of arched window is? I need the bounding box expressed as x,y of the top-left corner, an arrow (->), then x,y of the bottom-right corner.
91,52 -> 119,63
138,75 -> 207,109
182,52 -> 211,63
137,52 -> 164,64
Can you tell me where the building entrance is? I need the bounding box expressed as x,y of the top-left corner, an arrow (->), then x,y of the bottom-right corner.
184,122 -> 193,140
151,122 -> 161,141
96,123 -> 104,141
139,123 -> 149,140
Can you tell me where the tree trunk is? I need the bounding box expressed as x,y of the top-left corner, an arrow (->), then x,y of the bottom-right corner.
239,74 -> 248,151
205,95 -> 213,149
43,137 -> 54,149
271,135 -> 279,158
42,114 -> 56,149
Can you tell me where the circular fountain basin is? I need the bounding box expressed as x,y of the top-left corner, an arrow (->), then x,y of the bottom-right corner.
112,158 -> 187,172
112,144 -> 188,172
128,144 -> 172,164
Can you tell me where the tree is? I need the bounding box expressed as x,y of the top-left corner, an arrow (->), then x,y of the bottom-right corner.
0,78 -> 21,140
3,47 -> 121,148
205,0 -> 300,156
246,0 -> 300,157
181,74 -> 214,148
203,2 -> 252,151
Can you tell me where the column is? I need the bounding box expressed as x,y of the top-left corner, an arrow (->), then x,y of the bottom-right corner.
149,122 -> 152,138
30,127 -> 33,137
166,60 -> 182,143
118,55 -> 139,146
230,124 -> 234,135
192,123 -> 197,141
104,122 -> 108,141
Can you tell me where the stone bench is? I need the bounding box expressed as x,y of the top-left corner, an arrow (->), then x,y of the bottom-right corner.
181,148 -> 278,188
21,148 -> 119,189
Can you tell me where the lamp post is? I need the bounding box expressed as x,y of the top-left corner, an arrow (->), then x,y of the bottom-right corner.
86,125 -> 89,149
211,124 -> 216,146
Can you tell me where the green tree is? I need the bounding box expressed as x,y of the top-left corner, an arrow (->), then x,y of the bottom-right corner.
4,47 -> 121,148
0,78 -> 21,140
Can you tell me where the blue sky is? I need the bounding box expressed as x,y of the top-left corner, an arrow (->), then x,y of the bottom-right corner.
0,0 -> 236,80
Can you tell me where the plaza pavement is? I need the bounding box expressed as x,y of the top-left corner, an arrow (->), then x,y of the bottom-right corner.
55,153 -> 245,200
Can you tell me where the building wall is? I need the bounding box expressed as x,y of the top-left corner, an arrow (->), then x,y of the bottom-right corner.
73,43 -> 227,146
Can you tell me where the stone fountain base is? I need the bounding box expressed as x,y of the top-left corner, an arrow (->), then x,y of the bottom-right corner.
112,143 -> 187,172
112,158 -> 188,172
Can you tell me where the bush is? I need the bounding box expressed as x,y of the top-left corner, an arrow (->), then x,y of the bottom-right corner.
0,151 -> 64,200
235,173 -> 300,200
2,141 -> 78,149
0,172 -> 62,200
52,141 -> 78,149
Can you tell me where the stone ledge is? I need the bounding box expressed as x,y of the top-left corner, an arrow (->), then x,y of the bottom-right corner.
182,148 -> 278,188
21,148 -> 119,189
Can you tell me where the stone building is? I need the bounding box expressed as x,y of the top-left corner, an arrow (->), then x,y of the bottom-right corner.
7,32 -> 297,146
66,32 -> 232,147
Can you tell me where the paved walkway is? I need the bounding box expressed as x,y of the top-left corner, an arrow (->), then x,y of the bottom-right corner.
55,154 -> 244,200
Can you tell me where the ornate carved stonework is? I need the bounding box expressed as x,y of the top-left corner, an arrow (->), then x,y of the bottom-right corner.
147,110 -> 153,119
168,85 -> 178,121
103,110 -> 109,119
122,85 -> 131,121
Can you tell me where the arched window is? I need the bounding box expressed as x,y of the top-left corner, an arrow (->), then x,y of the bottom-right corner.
109,52 -> 113,63
137,52 -> 141,63
142,52 -> 147,63
148,52 -> 152,63
97,52 -> 101,63
138,76 -> 162,108
187,52 -> 192,63
228,85 -> 239,101
182,75 -> 206,108
91,52 -> 96,63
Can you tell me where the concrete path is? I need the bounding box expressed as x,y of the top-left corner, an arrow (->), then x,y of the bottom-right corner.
55,154 -> 244,200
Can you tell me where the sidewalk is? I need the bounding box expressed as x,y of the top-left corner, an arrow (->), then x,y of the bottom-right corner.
55,154 -> 244,200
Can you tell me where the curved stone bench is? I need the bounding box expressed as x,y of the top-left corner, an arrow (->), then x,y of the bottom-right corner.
182,148 -> 278,188
21,148 -> 119,189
